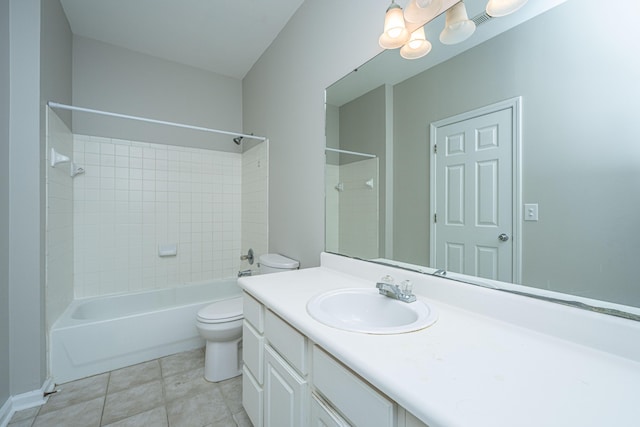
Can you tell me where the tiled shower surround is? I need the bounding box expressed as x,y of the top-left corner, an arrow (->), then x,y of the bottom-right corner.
71,135 -> 265,298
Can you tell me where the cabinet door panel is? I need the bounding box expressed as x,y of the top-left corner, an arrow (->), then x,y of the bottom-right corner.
242,365 -> 263,427
264,345 -> 307,427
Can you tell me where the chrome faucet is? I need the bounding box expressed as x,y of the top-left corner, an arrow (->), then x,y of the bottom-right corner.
375,275 -> 416,303
238,269 -> 252,278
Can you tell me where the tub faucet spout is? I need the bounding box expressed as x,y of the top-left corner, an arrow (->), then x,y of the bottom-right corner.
238,269 -> 252,278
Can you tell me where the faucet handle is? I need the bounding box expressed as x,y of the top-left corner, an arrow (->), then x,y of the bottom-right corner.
379,275 -> 395,285
400,279 -> 413,295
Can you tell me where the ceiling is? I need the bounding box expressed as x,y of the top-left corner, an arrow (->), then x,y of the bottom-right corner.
59,0 -> 305,80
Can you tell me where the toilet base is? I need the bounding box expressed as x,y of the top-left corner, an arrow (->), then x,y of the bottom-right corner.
204,337 -> 242,382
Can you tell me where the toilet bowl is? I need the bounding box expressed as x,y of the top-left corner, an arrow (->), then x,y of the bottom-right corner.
195,296 -> 243,382
196,253 -> 299,382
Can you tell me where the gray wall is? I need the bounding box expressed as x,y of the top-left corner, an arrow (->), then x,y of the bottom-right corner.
0,0 -> 11,409
242,0 -> 389,268
72,36 -> 243,151
3,0 -> 71,401
8,0 -> 46,396
393,0 -> 640,304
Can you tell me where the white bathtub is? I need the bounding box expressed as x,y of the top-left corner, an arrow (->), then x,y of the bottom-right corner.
50,279 -> 242,384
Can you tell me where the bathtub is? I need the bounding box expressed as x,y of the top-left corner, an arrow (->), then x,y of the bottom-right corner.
50,279 -> 242,384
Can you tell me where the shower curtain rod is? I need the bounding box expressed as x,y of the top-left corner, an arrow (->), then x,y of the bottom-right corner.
325,147 -> 376,158
47,102 -> 267,142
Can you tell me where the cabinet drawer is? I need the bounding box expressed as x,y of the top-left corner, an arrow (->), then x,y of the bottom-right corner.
265,310 -> 307,375
242,320 -> 263,384
311,393 -> 351,427
243,292 -> 264,332
313,346 -> 395,427
242,365 -> 263,427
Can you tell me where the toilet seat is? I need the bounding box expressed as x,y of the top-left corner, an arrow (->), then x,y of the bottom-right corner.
197,297 -> 243,323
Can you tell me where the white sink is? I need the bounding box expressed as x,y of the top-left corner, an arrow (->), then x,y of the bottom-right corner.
306,288 -> 437,334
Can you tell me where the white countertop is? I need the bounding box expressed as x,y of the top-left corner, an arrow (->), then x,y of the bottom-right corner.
239,254 -> 640,427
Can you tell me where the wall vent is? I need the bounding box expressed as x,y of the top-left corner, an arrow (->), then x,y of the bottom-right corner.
472,12 -> 493,27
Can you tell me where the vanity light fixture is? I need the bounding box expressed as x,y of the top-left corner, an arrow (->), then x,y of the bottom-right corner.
486,0 -> 528,17
379,0 -> 411,49
379,0 -> 528,59
404,0 -> 443,24
439,1 -> 476,45
400,26 -> 432,59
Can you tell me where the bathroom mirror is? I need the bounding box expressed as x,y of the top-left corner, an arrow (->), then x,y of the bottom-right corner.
325,0 -> 640,314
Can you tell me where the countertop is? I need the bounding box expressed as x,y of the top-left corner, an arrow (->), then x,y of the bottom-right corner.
238,256 -> 640,427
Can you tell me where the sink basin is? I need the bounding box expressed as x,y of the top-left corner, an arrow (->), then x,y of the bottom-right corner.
306,288 -> 437,334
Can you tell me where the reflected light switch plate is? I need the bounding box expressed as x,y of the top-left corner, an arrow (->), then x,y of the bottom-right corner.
524,204 -> 539,221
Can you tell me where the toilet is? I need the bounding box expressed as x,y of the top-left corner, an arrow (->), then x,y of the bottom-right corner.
196,253 -> 299,382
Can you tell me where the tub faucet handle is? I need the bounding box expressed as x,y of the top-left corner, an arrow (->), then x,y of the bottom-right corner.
240,248 -> 254,265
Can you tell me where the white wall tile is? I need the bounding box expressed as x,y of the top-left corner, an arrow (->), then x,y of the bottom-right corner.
73,135 -> 245,298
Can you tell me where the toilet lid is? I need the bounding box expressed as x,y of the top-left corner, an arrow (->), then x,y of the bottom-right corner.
197,297 -> 243,323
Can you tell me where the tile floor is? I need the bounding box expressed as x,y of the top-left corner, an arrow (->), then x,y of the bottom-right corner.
8,348 -> 252,427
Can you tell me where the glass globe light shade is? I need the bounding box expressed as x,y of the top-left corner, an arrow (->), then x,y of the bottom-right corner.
439,2 -> 476,45
400,27 -> 432,59
486,0 -> 528,17
379,2 -> 410,49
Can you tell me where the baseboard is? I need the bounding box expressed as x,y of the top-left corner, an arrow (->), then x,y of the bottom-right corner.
0,398 -> 11,427
0,378 -> 55,427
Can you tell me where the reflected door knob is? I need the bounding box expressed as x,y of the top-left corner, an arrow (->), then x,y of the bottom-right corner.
498,233 -> 509,242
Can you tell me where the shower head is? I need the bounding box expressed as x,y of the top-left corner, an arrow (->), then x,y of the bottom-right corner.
233,136 -> 243,145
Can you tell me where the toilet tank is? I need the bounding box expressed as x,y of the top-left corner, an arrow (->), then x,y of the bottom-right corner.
258,253 -> 299,275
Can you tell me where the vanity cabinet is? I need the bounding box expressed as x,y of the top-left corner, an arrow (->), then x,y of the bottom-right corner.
264,344 -> 307,426
242,293 -> 265,427
242,291 -> 430,427
310,393 -> 350,426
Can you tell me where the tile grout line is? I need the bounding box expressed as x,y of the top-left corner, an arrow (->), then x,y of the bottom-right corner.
98,372 -> 110,427
160,359 -> 171,427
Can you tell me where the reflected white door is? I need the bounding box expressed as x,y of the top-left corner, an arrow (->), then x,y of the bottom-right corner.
431,102 -> 519,282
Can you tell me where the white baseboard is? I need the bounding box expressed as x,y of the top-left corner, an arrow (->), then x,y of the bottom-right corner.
0,378 -> 55,427
0,398 -> 11,427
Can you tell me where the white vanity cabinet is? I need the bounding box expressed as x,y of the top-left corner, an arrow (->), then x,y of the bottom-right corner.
263,309 -> 309,426
310,393 -> 350,426
242,293 -> 265,427
242,291 -> 430,427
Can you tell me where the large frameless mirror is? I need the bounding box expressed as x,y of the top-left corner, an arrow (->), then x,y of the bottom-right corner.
325,0 -> 640,317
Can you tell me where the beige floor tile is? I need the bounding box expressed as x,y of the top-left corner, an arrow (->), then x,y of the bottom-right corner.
39,373 -> 109,415
232,409 -> 253,427
108,359 -> 161,394
32,396 -> 104,427
101,379 -> 164,425
163,367 -> 217,403
8,406 -> 39,423
204,416 -> 237,427
166,388 -> 231,427
7,417 -> 34,427
219,376 -> 243,414
160,347 -> 205,377
101,406 -> 168,427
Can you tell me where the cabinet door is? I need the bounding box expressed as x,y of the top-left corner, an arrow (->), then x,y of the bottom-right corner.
242,365 -> 263,427
264,345 -> 307,427
310,393 -> 350,427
